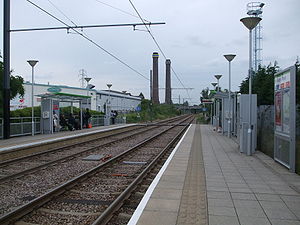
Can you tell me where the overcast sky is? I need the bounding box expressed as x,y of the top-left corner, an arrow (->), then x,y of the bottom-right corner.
1,0 -> 299,104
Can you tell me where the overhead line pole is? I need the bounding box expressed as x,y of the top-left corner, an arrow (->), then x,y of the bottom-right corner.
3,0 -> 10,139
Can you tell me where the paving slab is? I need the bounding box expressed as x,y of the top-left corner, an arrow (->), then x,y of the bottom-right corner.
129,124 -> 300,225
200,125 -> 300,225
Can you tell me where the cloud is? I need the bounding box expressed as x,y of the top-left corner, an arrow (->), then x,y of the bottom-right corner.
186,36 -> 213,47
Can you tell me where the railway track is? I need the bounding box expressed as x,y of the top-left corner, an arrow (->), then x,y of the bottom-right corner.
0,116 -> 186,182
0,115 -> 193,222
0,116 -> 193,224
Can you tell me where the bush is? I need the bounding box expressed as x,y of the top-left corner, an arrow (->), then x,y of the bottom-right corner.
8,106 -> 104,118
124,99 -> 181,123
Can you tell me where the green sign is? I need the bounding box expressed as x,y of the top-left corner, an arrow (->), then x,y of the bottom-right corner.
47,87 -> 62,93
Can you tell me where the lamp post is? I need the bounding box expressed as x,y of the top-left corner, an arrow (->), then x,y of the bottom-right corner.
27,60 -> 38,136
122,91 -> 127,111
84,77 -> 92,109
240,16 -> 261,155
107,84 -> 112,124
211,82 -> 217,126
224,54 -> 236,138
214,75 -> 222,92
214,75 -> 222,132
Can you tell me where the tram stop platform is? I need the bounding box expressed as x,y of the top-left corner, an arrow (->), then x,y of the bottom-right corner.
128,124 -> 300,225
0,124 -> 134,152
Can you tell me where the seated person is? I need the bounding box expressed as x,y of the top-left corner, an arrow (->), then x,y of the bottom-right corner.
60,114 -> 72,131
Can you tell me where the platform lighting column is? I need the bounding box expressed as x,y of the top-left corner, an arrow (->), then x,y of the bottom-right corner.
240,16 -> 261,156
214,75 -> 222,131
84,77 -> 92,109
107,84 -> 112,123
27,60 -> 38,136
122,91 -> 127,111
211,82 -> 218,126
224,54 -> 236,138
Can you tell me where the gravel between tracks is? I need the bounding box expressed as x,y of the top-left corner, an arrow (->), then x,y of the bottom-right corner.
0,124 -> 176,216
11,124 -> 187,225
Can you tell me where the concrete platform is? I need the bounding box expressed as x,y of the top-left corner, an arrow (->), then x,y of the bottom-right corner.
128,124 -> 300,225
0,123 -> 135,152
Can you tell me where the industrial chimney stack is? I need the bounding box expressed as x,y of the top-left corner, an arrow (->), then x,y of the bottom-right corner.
152,52 -> 159,104
165,59 -> 171,104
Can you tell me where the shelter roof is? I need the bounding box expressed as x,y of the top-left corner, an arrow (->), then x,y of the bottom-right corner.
36,92 -> 90,102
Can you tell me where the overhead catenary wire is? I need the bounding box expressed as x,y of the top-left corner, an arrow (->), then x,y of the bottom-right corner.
94,0 -> 150,23
46,0 -> 77,26
25,0 -> 149,81
128,0 -> 191,100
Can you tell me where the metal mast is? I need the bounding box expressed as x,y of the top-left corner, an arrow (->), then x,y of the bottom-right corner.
78,69 -> 87,88
247,2 -> 264,72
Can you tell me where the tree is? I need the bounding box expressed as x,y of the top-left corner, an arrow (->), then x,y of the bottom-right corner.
239,63 -> 279,106
0,55 -> 25,114
200,87 -> 209,103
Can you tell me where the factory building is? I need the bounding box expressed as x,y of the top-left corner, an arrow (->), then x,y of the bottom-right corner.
10,82 -> 142,112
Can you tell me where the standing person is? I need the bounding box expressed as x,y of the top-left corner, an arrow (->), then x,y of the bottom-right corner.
53,111 -> 59,132
74,114 -> 81,130
68,113 -> 76,131
111,111 -> 115,125
84,108 -> 91,128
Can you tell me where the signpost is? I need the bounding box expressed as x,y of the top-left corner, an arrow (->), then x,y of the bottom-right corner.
274,65 -> 296,172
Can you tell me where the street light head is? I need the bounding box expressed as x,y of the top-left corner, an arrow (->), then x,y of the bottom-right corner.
214,75 -> 222,80
84,77 -> 92,83
27,60 -> 38,67
107,84 -> 112,89
224,54 -> 236,62
211,82 -> 217,87
240,17 -> 262,30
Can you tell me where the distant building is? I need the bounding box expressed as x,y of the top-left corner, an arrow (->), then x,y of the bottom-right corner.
10,82 -> 141,112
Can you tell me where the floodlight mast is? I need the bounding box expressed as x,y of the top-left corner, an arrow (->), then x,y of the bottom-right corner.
247,2 -> 264,72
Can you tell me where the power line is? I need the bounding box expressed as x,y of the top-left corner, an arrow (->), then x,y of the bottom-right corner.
94,0 -> 150,23
25,0 -> 150,81
46,0 -> 77,26
128,0 -> 191,99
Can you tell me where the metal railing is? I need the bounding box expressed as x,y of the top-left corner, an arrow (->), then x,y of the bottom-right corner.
0,117 -> 41,139
90,115 -> 105,127
0,115 -> 126,139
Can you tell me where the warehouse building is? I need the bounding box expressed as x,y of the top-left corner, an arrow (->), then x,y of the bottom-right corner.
10,82 -> 142,112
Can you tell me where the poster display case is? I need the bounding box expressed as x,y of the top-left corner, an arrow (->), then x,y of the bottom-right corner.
274,66 -> 296,171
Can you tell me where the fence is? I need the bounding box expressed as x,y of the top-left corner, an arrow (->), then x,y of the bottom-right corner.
0,117 -> 41,138
257,105 -> 274,157
0,115 -> 126,139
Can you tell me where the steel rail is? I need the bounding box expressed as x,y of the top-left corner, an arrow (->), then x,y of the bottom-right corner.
0,115 -> 183,166
0,116 -> 193,225
0,125 -> 141,167
0,126 -> 149,182
0,116 -> 184,182
92,119 -> 192,225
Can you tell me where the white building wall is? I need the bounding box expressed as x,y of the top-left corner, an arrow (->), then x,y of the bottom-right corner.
96,91 -> 141,112
10,82 -> 141,112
